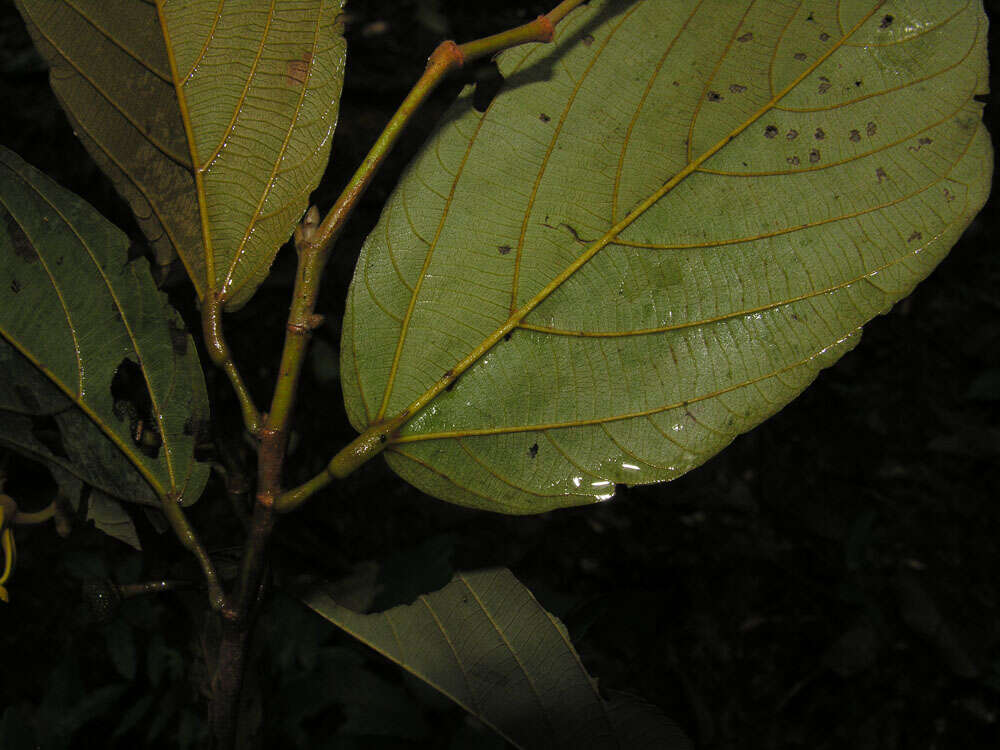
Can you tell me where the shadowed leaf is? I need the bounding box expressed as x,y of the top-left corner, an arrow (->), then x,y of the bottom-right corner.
0,146 -> 209,508
300,567 -> 691,750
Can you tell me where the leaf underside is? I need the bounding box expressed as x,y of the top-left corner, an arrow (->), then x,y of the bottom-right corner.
301,567 -> 692,750
0,146 -> 209,508
342,0 -> 992,512
16,0 -> 347,309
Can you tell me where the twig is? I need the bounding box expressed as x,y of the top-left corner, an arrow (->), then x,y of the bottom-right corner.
274,1 -> 587,514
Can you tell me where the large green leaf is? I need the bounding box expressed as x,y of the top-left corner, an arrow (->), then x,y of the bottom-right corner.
342,0 -> 992,512
300,567 -> 691,750
15,0 -> 346,309
0,146 -> 209,507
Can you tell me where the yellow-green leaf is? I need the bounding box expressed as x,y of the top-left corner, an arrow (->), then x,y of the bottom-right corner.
0,146 -> 209,507
15,0 -> 346,309
300,568 -> 691,750
342,0 -> 992,512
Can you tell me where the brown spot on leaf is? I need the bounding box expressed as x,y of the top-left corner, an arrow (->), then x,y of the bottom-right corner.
707,91 -> 723,102
503,331 -> 513,342
4,212 -> 36,263
528,443 -> 539,459
794,52 -> 807,61
866,121 -> 877,137
10,279 -> 22,294
809,149 -> 820,163
875,167 -> 888,183
737,32 -> 753,43
849,129 -> 861,143
879,14 -> 894,29
908,231 -> 923,243
497,244 -> 512,255
729,83 -> 747,94
786,130 -> 799,140
764,125 -> 778,139
814,128 -> 826,140
819,32 -> 830,42
787,156 -> 800,166
818,82 -> 832,94
943,188 -> 955,203
539,112 -> 551,123
581,33 -> 594,46
285,53 -> 312,87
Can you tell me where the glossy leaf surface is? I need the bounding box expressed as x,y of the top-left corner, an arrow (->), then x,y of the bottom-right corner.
301,567 -> 691,750
0,147 -> 209,507
16,0 -> 346,308
342,0 -> 992,512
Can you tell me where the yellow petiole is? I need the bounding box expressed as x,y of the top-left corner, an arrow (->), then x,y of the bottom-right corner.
0,504 -> 15,603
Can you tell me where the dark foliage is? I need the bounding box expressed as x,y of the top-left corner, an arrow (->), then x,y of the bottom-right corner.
1,1 -> 998,748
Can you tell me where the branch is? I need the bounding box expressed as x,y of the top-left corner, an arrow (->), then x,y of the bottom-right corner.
273,1 -> 588,514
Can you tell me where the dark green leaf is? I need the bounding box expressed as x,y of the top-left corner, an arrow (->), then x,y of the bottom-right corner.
0,147 -> 209,508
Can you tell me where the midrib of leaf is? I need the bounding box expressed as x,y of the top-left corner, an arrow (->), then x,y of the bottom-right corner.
518,127 -> 979,339
222,5 -> 323,300
374,1 -> 884,442
155,0 -> 223,293
0,165 -> 173,497
511,15 -> 984,341
155,0 -> 326,302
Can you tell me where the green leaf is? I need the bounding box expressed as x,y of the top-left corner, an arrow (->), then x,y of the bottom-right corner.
0,146 -> 209,506
15,0 -> 347,309
300,567 -> 691,750
87,492 -> 142,550
342,0 -> 992,512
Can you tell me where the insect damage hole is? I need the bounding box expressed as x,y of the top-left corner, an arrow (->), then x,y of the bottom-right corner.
111,357 -> 161,459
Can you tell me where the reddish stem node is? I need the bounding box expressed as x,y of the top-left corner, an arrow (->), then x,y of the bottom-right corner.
536,14 -> 556,43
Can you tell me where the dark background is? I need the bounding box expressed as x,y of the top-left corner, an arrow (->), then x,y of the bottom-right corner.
1,1 -> 998,748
